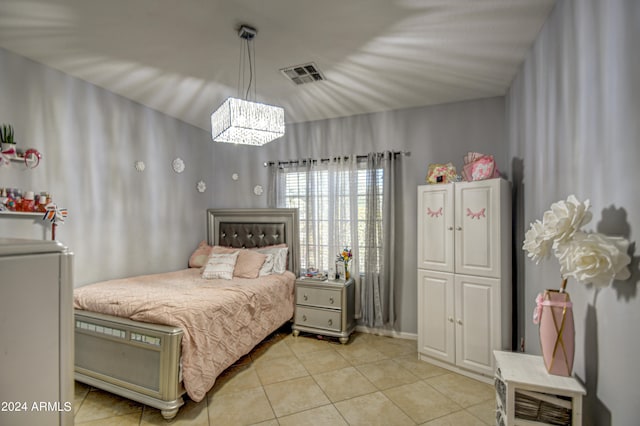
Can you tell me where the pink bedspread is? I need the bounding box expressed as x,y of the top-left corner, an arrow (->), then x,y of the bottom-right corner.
73,269 -> 295,402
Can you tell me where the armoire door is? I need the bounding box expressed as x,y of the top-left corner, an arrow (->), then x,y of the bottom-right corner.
454,274 -> 500,376
454,179 -> 502,278
417,185 -> 454,272
417,269 -> 455,364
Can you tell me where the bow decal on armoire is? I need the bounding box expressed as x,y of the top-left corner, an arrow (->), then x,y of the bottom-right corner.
427,207 -> 443,218
466,208 -> 486,220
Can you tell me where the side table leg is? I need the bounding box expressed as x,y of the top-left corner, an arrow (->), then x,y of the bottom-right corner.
572,394 -> 583,426
339,337 -> 349,344
292,329 -> 300,337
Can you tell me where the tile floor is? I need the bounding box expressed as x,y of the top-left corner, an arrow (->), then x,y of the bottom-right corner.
74,327 -> 496,425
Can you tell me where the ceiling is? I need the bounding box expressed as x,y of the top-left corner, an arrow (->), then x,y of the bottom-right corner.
0,0 -> 556,131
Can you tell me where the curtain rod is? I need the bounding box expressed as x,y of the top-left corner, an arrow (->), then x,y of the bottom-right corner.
263,150 -> 410,167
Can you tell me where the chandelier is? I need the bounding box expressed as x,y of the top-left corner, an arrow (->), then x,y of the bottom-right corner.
211,25 -> 285,146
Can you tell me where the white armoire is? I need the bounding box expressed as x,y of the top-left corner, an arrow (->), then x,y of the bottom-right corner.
0,238 -> 74,426
417,178 -> 511,378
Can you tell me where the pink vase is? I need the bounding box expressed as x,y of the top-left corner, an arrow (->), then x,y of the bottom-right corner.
536,290 -> 574,376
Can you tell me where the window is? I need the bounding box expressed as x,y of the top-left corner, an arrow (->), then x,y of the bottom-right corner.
278,161 -> 383,273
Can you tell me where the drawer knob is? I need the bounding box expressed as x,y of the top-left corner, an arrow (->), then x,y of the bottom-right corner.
303,294 -> 308,301
328,319 -> 333,326
448,226 -> 453,231
448,316 -> 454,323
457,319 -> 463,325
456,226 -> 462,231
329,297 -> 334,304
302,315 -> 307,322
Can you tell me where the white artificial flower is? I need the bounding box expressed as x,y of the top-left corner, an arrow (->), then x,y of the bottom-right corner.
555,232 -> 631,288
542,195 -> 593,247
523,195 -> 632,292
522,220 -> 553,263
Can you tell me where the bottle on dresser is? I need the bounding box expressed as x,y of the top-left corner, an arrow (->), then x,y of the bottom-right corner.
36,193 -> 48,212
21,191 -> 35,212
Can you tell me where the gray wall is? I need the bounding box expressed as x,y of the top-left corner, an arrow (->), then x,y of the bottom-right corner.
506,0 -> 640,424
0,48 -> 215,285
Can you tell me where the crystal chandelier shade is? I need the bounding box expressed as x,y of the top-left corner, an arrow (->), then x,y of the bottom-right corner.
211,97 -> 285,146
211,25 -> 285,146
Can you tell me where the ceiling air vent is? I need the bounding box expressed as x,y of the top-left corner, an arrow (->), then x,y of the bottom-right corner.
280,62 -> 325,85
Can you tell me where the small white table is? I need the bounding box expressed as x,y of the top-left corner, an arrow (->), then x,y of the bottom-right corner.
494,351 -> 586,426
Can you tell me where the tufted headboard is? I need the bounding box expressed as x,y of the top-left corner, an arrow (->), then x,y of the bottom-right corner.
206,208 -> 300,277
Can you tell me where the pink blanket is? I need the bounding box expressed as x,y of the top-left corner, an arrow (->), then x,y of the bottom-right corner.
73,269 -> 295,402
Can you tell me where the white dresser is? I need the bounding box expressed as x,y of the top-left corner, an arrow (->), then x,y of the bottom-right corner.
0,238 -> 74,426
417,178 -> 511,378
292,278 -> 355,344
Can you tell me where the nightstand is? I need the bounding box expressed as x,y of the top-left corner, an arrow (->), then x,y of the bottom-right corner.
293,277 -> 355,344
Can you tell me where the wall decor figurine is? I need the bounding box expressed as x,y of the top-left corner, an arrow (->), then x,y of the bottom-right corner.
172,157 -> 185,173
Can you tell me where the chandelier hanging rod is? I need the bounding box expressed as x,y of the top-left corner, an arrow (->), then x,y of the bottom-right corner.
238,25 -> 256,100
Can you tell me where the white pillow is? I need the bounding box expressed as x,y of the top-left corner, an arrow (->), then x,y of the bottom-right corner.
258,253 -> 275,276
201,251 -> 239,280
256,247 -> 288,274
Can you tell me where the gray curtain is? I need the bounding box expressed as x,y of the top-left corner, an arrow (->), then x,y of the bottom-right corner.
361,151 -> 398,328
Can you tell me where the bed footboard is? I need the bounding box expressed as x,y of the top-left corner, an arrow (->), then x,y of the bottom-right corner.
74,310 -> 185,419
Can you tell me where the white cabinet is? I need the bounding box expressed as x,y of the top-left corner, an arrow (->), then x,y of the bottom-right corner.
417,178 -> 511,378
0,238 -> 74,426
418,179 -> 505,277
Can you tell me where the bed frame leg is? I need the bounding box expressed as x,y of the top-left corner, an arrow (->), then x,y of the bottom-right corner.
161,407 -> 180,420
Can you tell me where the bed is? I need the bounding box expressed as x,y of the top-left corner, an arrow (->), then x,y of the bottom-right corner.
73,208 -> 300,420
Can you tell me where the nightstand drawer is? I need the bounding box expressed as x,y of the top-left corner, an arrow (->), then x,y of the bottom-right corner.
296,286 -> 342,309
295,306 -> 342,332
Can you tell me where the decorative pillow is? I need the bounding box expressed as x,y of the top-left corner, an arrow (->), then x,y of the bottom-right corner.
211,246 -> 267,279
189,240 -> 212,268
201,251 -> 239,280
211,245 -> 236,255
258,253 -> 275,276
233,250 -> 267,279
255,245 -> 289,274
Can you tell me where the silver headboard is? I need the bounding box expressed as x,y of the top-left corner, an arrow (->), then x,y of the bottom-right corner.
206,208 -> 300,277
